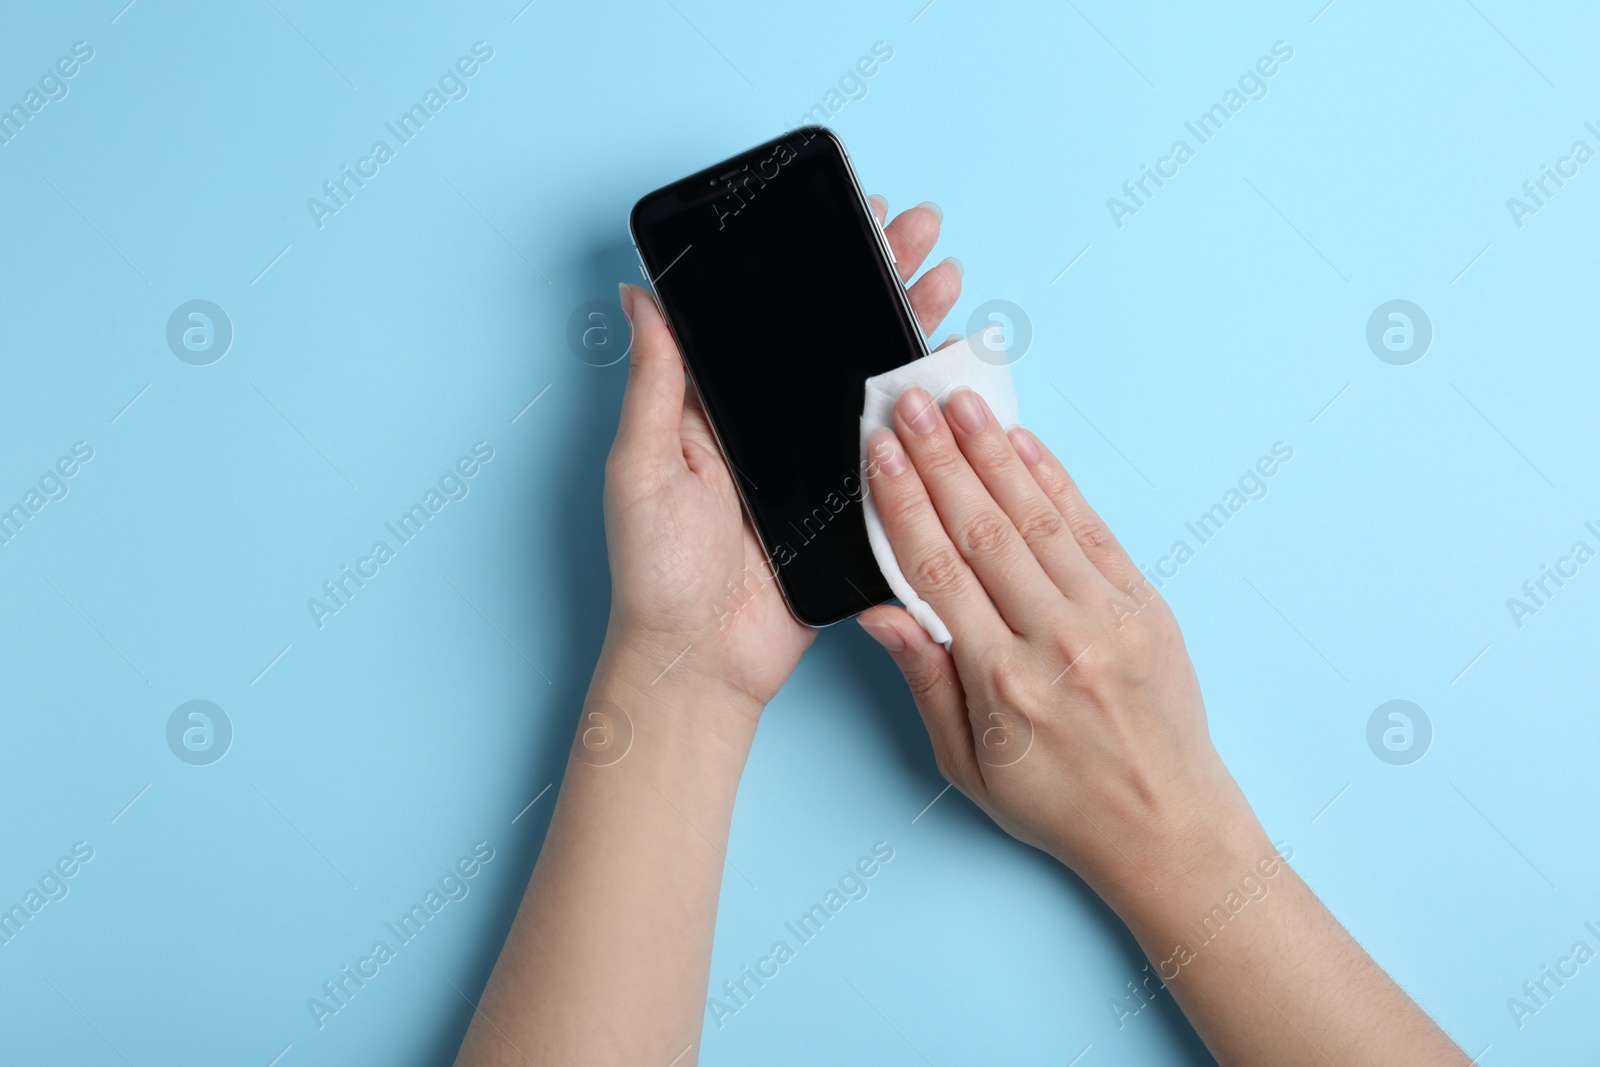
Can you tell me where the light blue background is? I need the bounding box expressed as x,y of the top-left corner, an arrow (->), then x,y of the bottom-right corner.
2,0 -> 1596,1063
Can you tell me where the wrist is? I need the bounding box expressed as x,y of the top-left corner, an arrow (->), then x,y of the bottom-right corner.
1091,782 -> 1281,936
588,627 -> 764,759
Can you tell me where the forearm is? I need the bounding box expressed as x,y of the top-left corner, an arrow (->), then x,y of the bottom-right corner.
455,638 -> 758,1067
1097,789 -> 1466,1067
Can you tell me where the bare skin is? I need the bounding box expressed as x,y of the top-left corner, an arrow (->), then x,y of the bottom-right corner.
454,201 -> 1465,1066
856,388 -> 1466,1066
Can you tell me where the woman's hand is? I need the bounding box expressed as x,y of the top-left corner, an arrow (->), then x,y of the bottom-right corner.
603,198 -> 965,717
856,386 -> 1255,901
856,390 -> 1469,1066
459,203 -> 966,1067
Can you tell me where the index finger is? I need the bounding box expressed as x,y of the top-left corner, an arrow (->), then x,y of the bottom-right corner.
866,428 -> 1010,648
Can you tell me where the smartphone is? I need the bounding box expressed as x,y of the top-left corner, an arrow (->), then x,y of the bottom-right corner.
630,126 -> 927,627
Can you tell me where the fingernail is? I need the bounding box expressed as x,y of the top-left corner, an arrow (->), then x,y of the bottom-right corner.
868,194 -> 887,214
947,388 -> 986,434
1008,426 -> 1041,465
617,283 -> 634,324
869,428 -> 907,476
897,387 -> 938,435
917,200 -> 943,222
945,333 -> 962,346
942,256 -> 963,279
859,617 -> 906,653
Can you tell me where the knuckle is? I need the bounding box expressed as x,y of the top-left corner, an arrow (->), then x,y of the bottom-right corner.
961,512 -> 1012,559
875,480 -> 925,526
1144,608 -> 1185,655
1052,636 -> 1104,685
1113,626 -> 1161,684
1069,514 -> 1112,551
1015,507 -> 1066,547
987,654 -> 1035,709
917,440 -> 969,482
1030,459 -> 1071,499
911,548 -> 967,597
1109,611 -> 1147,649
905,661 -> 948,700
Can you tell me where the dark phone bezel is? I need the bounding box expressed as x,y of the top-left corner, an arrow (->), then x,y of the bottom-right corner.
627,126 -> 928,628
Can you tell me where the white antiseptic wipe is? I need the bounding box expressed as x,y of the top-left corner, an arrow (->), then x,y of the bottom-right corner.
860,327 -> 1019,646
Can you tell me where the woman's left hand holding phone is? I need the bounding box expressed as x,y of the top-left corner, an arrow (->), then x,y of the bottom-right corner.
453,198 -> 961,1067
603,196 -> 964,726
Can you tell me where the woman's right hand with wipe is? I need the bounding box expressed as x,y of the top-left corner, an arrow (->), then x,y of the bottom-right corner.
857,384 -> 1266,908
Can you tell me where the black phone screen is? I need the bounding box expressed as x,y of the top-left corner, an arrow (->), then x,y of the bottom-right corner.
630,127 -> 926,626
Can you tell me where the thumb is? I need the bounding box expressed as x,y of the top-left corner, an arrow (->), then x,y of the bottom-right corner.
858,605 -> 977,788
614,283 -> 685,453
